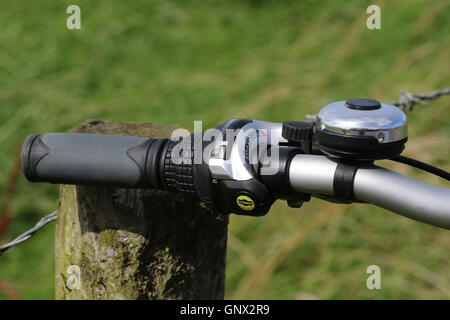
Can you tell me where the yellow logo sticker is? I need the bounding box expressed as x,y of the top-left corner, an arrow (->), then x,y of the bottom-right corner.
236,195 -> 255,211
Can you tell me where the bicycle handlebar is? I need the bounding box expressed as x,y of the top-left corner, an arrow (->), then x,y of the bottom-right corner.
20,119 -> 450,229
289,154 -> 450,229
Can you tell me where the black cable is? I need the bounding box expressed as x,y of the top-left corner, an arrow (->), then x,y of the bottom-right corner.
389,155 -> 450,181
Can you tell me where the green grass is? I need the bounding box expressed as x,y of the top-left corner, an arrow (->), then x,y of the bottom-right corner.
0,0 -> 449,299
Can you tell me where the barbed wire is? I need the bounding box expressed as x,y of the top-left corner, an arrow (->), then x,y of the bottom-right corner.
0,211 -> 57,256
305,87 -> 450,120
390,87 -> 450,111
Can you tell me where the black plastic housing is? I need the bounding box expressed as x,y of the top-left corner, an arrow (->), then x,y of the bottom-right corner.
315,129 -> 407,160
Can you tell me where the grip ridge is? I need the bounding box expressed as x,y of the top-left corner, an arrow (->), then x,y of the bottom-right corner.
21,134 -> 50,182
162,140 -> 196,194
127,138 -> 154,187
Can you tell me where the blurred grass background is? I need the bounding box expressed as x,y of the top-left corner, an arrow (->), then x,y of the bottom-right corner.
0,0 -> 449,299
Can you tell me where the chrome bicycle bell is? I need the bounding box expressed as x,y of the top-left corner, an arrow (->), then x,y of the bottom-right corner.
314,98 -> 408,160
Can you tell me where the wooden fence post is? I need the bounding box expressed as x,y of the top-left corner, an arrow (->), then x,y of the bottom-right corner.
55,120 -> 229,300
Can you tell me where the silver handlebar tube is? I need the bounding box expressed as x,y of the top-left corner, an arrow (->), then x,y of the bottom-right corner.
288,154 -> 450,229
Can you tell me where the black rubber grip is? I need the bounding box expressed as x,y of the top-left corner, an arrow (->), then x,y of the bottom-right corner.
21,133 -> 169,189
